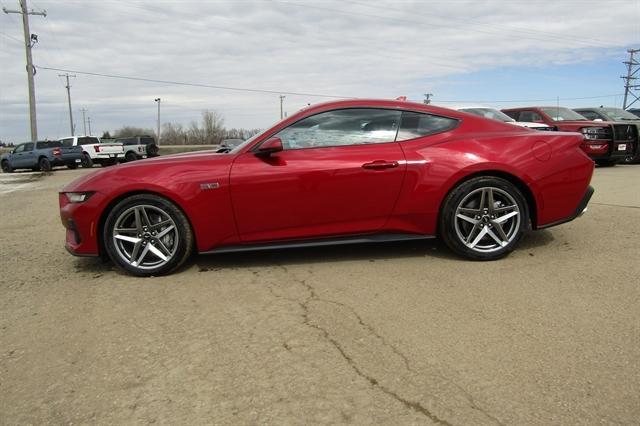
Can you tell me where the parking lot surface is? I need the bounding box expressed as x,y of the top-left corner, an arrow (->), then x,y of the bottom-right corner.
1,166 -> 639,425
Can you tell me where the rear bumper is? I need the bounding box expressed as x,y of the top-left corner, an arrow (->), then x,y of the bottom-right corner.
538,185 -> 594,230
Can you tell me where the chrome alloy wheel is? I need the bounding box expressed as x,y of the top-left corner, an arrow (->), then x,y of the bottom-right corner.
111,205 -> 179,270
454,187 -> 521,253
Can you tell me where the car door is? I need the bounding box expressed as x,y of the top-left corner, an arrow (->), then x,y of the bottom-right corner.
230,108 -> 407,243
11,143 -> 29,168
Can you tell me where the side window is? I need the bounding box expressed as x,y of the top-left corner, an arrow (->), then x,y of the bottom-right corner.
24,143 -> 34,151
60,138 -> 74,147
274,108 -> 401,150
518,110 -> 543,122
397,111 -> 458,141
502,110 -> 519,121
13,144 -> 25,153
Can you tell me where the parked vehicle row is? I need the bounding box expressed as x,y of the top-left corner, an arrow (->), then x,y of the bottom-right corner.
1,140 -> 83,173
58,136 -> 123,168
502,106 -> 638,166
443,103 -> 640,166
1,135 -> 163,173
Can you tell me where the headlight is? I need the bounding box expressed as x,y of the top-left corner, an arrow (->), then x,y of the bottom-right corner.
580,126 -> 610,140
64,192 -> 94,203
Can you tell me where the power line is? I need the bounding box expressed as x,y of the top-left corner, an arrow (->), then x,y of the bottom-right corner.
36,65 -> 354,99
36,64 -> 625,105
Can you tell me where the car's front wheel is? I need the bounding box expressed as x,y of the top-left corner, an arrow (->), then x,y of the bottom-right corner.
440,177 -> 529,260
1,160 -> 12,173
103,194 -> 194,276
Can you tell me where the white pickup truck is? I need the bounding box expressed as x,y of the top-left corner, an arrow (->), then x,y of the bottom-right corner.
58,136 -> 124,167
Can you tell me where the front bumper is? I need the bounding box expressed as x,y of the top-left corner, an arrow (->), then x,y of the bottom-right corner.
59,192 -> 104,257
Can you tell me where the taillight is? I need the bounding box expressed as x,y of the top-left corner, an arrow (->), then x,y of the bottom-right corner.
94,145 -> 101,153
52,148 -> 61,156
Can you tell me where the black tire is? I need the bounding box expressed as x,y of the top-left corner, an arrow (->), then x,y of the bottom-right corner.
103,194 -> 194,276
125,151 -> 138,162
67,162 -> 78,170
596,159 -> 617,167
147,143 -> 159,157
1,160 -> 12,173
81,153 -> 93,168
623,144 -> 640,164
39,157 -> 52,172
439,176 -> 529,261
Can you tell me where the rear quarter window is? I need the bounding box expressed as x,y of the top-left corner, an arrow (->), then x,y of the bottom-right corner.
396,111 -> 458,141
78,137 -> 100,145
36,141 -> 62,149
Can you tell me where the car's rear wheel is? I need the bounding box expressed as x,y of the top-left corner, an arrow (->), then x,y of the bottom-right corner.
81,153 -> 93,168
147,143 -> 159,157
67,162 -> 78,170
39,157 -> 52,172
103,194 -> 194,276
1,160 -> 12,173
125,151 -> 137,162
440,177 -> 529,260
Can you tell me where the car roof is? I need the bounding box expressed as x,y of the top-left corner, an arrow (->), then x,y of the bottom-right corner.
435,104 -> 493,110
300,98 -> 467,119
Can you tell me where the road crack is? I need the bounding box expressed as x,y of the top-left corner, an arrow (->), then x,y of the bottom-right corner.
262,265 -> 504,425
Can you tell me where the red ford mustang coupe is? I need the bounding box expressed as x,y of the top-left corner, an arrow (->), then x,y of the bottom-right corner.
60,99 -> 594,276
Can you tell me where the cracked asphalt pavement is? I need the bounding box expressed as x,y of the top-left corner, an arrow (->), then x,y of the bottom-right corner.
1,166 -> 639,424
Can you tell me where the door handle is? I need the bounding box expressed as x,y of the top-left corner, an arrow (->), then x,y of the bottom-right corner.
362,160 -> 399,170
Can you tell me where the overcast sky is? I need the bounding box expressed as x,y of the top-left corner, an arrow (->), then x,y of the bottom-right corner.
0,0 -> 638,142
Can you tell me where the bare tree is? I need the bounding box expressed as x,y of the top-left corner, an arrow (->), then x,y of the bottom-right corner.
114,126 -> 155,138
201,110 -> 225,145
110,111 -> 261,145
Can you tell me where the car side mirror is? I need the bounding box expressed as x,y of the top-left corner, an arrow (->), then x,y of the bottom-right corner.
256,137 -> 283,157
593,118 -> 603,122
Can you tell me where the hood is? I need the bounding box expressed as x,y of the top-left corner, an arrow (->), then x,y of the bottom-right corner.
62,149 -> 233,192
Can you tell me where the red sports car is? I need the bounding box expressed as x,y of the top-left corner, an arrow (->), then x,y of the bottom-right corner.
59,99 -> 594,276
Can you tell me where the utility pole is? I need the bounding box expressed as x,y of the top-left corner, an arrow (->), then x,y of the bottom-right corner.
621,49 -> 640,109
423,93 -> 433,105
3,0 -> 46,141
154,98 -> 161,144
279,95 -> 286,119
87,116 -> 92,135
59,73 -> 76,136
80,108 -> 87,135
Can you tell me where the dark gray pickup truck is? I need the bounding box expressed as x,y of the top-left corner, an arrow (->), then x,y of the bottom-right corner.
1,141 -> 84,173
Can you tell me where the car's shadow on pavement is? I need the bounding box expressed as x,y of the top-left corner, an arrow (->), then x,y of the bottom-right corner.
71,230 -> 556,275
193,229 -> 555,271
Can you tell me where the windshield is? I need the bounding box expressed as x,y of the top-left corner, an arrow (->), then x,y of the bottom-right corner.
601,108 -> 639,121
460,108 -> 515,123
541,107 -> 587,121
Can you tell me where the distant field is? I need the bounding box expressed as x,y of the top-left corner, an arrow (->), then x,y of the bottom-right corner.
0,145 -> 218,156
158,145 -> 218,155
